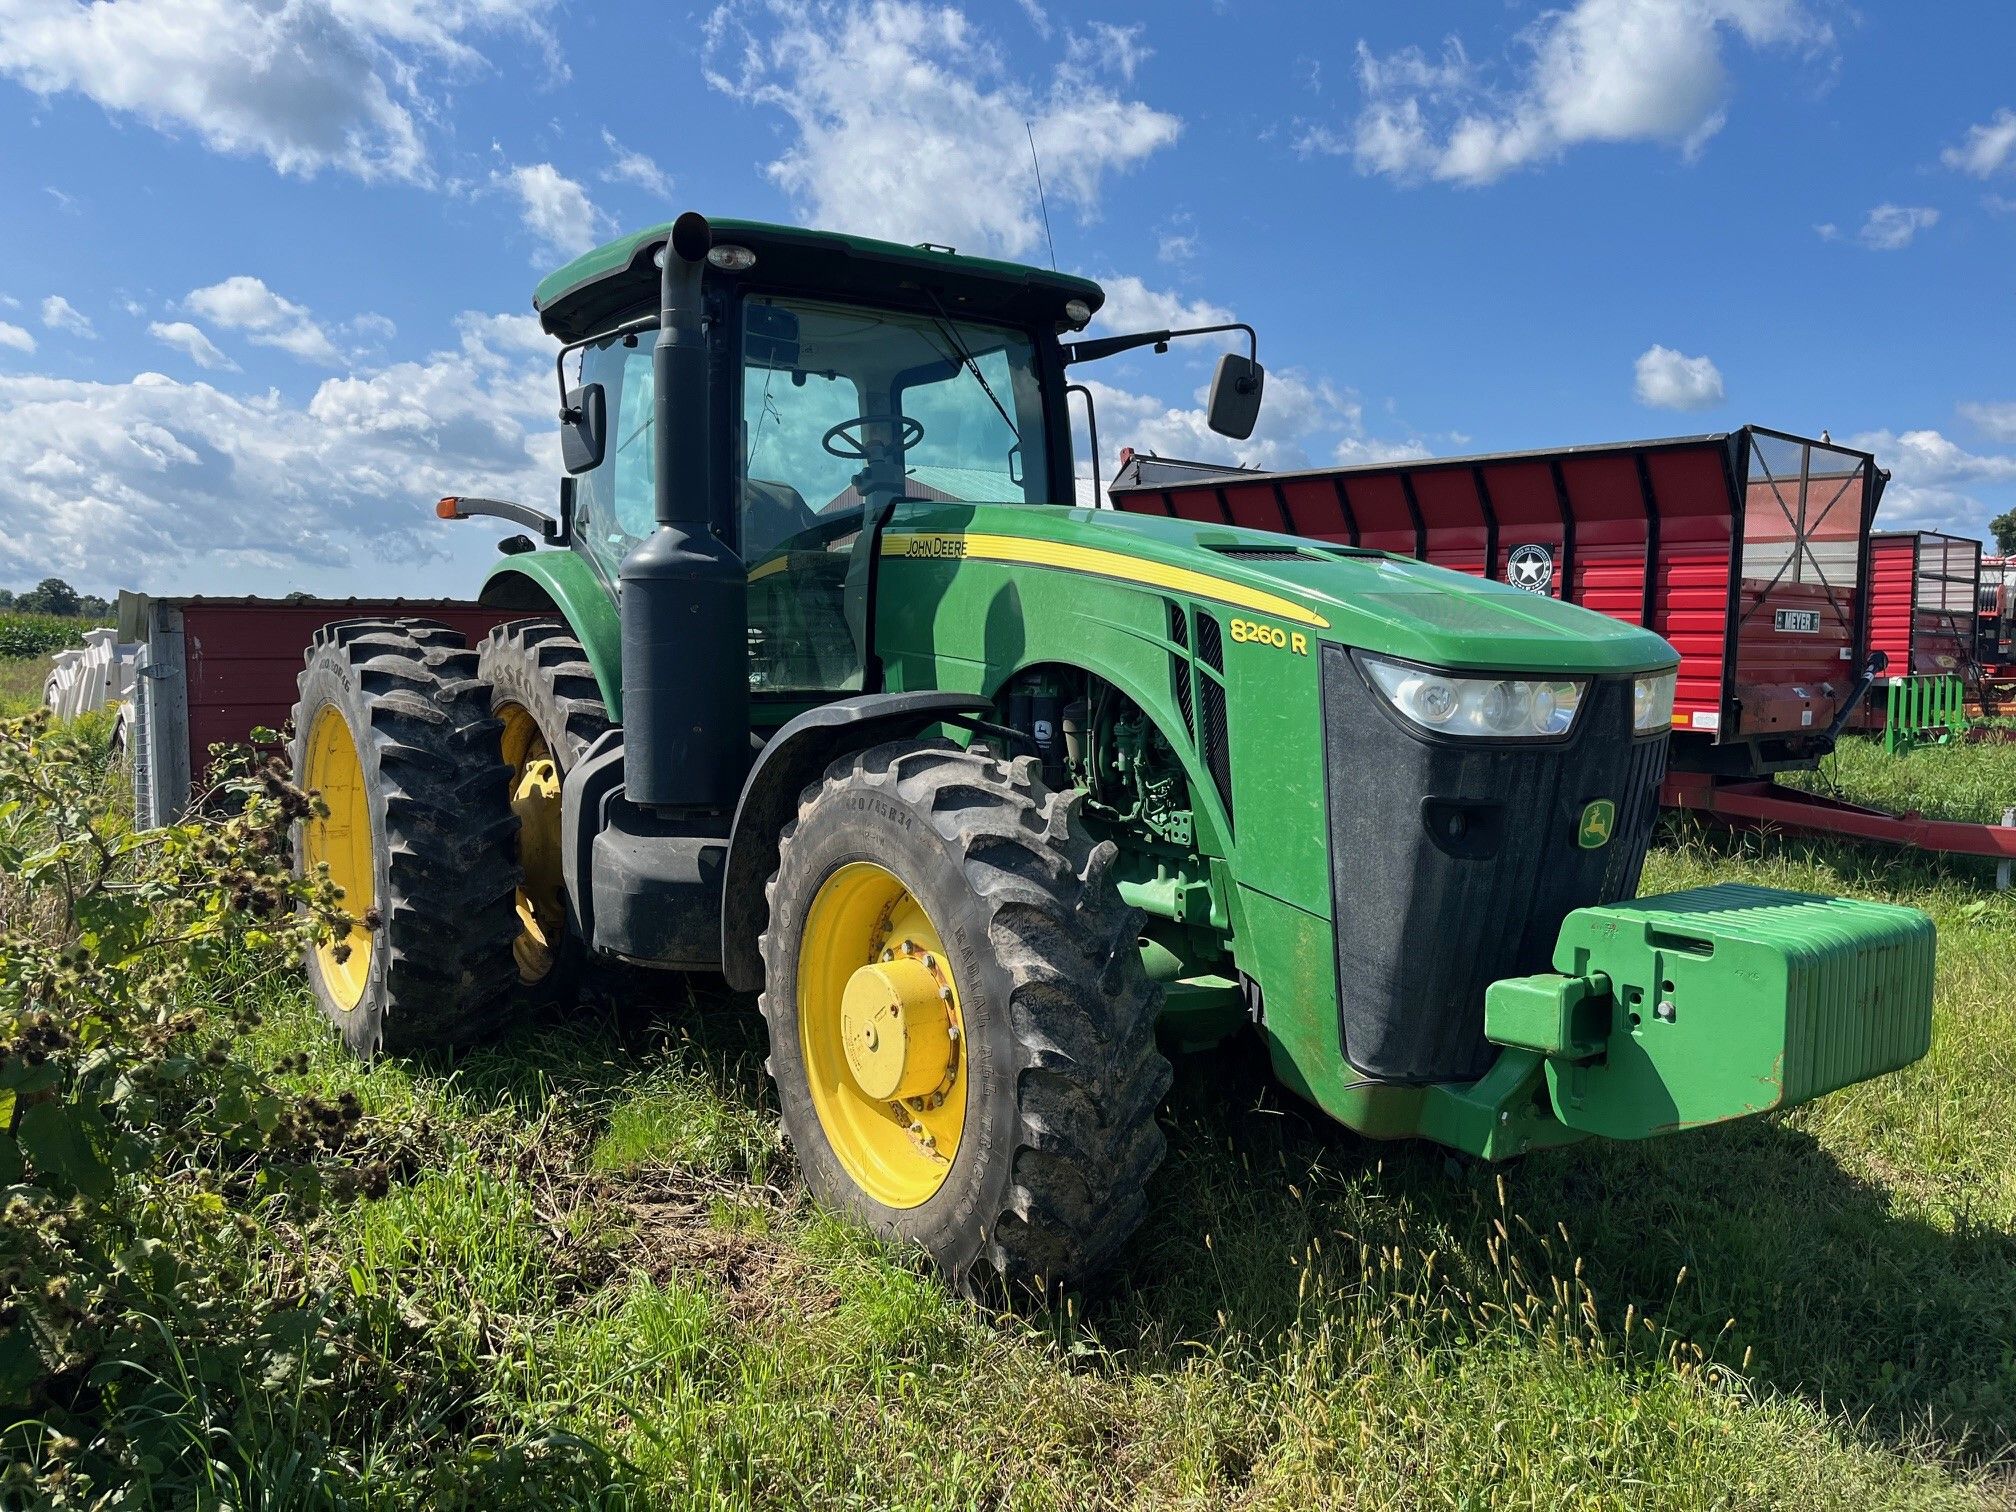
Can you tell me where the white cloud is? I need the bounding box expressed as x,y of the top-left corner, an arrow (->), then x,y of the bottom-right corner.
0,0 -> 556,183
346,311 -> 397,343
0,312 -> 556,594
703,0 -> 1181,258
1063,21 -> 1149,86
1959,399 -> 2016,444
1634,344 -> 1725,410
599,130 -> 672,199
1849,427 -> 2016,543
1813,221 -> 1838,241
1321,0 -> 1824,186
0,322 -> 35,354
149,320 -> 238,371
1942,108 -> 2016,179
503,162 -> 608,262
1856,204 -> 1937,251
185,275 -> 342,363
41,295 -> 94,337
1089,275 -> 1235,341
1013,0 -> 1049,39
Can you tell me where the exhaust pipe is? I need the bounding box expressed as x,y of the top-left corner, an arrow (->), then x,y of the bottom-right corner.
620,211 -> 748,811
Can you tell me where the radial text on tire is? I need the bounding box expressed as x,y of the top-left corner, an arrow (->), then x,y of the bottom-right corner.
758,739 -> 1172,1286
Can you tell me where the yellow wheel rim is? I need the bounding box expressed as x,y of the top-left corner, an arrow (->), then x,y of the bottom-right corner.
499,703 -> 565,985
302,704 -> 374,1011
798,861 -> 968,1209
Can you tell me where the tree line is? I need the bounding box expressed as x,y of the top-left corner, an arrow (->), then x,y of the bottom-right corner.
0,578 -> 114,618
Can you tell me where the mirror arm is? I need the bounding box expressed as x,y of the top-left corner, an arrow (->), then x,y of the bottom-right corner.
1062,321 -> 1257,369
552,314 -> 658,414
437,495 -> 565,544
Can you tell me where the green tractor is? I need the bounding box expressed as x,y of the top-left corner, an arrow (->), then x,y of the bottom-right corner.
292,212 -> 1936,1285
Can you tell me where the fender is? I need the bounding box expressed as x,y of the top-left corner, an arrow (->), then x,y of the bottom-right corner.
480,550 -> 625,720
719,691 -> 994,991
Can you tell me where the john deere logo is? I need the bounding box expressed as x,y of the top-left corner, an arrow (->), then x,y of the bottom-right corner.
1507,543 -> 1555,594
1578,799 -> 1616,850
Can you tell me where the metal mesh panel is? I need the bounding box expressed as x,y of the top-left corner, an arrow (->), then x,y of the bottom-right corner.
1739,434 -> 1870,616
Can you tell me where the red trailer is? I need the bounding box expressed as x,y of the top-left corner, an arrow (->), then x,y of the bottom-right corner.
1982,557 -> 2016,707
1865,530 -> 1980,681
118,593 -> 520,826
1110,426 -> 1883,776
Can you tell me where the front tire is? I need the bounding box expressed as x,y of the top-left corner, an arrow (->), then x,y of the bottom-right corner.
291,620 -> 521,1057
758,740 -> 1171,1287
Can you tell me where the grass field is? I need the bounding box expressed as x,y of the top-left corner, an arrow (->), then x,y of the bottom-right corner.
7,654 -> 2016,1508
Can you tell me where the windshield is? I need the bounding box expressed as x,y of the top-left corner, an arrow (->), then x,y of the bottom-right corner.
737,295 -> 1051,559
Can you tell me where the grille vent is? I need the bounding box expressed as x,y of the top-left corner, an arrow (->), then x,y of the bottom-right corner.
1167,601 -> 1196,743
1196,612 -> 1224,672
1194,613 -> 1232,827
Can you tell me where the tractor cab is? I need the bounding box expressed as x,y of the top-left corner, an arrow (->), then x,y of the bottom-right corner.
515,218 -> 1257,709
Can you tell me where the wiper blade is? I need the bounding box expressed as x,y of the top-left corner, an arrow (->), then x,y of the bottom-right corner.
924,290 -> 1019,443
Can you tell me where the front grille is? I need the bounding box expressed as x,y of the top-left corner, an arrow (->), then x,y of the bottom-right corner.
1320,646 -> 1668,1082
1208,545 -> 1311,561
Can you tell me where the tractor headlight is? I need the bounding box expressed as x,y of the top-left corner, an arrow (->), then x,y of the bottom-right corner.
1632,671 -> 1677,734
1361,655 -> 1586,740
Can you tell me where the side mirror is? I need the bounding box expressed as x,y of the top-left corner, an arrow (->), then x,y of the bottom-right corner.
1207,353 -> 1264,440
561,382 -> 607,475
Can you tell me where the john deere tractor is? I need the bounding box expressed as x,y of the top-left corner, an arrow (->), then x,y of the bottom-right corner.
293,212 -> 1936,1284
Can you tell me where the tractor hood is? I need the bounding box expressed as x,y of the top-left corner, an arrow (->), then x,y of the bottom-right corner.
889,504 -> 1680,677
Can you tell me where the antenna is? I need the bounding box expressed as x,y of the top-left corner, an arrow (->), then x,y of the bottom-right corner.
1026,121 -> 1057,271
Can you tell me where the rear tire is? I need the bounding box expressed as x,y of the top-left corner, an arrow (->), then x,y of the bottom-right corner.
291,619 -> 521,1058
758,739 -> 1171,1287
477,618 -> 611,1003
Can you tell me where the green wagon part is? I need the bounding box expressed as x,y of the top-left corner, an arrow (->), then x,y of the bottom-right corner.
1882,673 -> 1971,755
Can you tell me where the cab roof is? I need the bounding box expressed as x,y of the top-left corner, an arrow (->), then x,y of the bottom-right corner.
532,217 -> 1106,344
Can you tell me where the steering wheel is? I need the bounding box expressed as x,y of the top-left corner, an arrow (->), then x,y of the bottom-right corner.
822,413 -> 925,460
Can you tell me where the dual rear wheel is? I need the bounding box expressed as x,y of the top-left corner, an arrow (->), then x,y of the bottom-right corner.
292,617 -> 604,1053
293,624 -> 1169,1283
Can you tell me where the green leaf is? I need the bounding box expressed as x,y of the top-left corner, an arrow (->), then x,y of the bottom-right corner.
16,1099 -> 112,1198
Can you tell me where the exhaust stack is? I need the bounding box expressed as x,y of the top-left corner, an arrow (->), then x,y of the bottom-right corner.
619,211 -> 748,811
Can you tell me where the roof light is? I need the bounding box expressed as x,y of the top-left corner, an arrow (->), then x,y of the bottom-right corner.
1063,298 -> 1093,330
706,245 -> 757,271
436,497 -> 465,519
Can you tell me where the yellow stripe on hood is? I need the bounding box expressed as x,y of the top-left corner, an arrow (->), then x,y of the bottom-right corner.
880,531 -> 1331,629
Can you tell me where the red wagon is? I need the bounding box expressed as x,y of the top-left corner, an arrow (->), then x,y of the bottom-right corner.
119,593 -> 521,826
1865,530 -> 1981,680
1109,425 -> 1884,776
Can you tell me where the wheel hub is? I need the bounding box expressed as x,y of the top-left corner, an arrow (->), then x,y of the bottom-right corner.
500,706 -> 564,984
840,953 -> 952,1101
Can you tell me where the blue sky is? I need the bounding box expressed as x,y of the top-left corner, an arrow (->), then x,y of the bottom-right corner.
0,0 -> 2011,600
